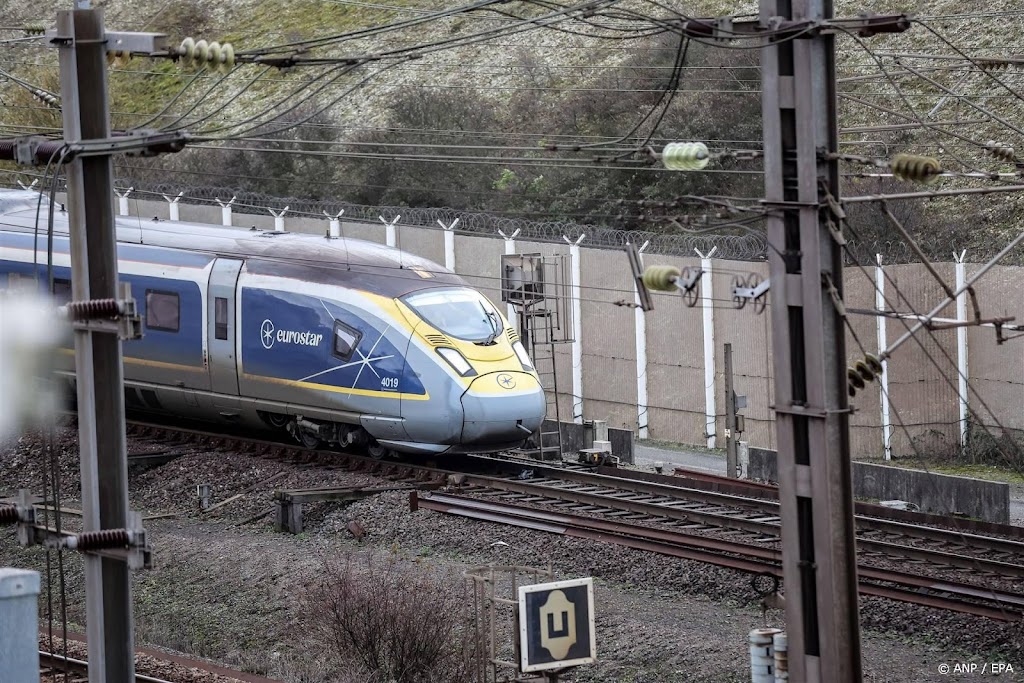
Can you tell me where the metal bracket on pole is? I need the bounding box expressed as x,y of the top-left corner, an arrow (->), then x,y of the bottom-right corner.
59,281 -> 142,340
731,276 -> 770,312
46,28 -> 169,55
2,492 -> 151,570
14,136 -> 42,165
625,241 -> 654,311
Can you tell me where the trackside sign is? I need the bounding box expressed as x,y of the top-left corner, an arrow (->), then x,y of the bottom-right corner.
518,577 -> 596,673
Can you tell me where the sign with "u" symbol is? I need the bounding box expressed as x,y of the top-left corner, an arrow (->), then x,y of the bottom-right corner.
518,577 -> 596,673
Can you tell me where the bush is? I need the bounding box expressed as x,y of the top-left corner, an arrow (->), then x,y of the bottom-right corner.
304,552 -> 479,683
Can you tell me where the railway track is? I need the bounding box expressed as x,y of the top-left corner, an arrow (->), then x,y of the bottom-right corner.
105,421 -> 1024,618
412,491 -> 1024,622
39,650 -> 173,683
451,461 -> 1024,578
39,632 -> 286,683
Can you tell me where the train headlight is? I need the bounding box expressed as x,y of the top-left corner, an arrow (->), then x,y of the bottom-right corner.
512,341 -> 534,372
437,347 -> 476,377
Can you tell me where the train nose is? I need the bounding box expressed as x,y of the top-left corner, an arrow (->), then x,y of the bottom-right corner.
460,371 -> 546,446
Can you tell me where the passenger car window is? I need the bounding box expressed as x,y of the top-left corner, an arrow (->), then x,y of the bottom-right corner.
333,321 -> 361,360
146,291 -> 180,332
215,297 -> 228,340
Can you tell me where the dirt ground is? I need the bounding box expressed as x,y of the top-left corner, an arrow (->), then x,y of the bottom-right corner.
2,428 -> 1023,682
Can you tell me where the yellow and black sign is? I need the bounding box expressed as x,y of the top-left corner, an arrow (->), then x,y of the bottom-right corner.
517,577 -> 596,673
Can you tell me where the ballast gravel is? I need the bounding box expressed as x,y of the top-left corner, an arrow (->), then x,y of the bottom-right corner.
2,424 -> 1023,683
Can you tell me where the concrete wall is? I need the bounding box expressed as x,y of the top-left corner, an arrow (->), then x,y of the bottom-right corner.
114,198 -> 1024,460
748,447 -> 1009,523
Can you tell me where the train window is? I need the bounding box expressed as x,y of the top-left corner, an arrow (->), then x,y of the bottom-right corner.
146,290 -> 180,332
53,278 -> 72,305
402,287 -> 502,342
215,297 -> 228,340
332,320 -> 361,360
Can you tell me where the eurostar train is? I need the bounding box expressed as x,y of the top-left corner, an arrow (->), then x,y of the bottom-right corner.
0,190 -> 545,456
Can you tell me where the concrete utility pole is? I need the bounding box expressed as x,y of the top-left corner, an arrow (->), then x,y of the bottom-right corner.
58,9 -> 136,680
759,0 -> 860,679
723,342 -> 743,479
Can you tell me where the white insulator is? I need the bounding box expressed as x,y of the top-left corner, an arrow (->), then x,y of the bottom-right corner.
662,141 -> 710,171
773,632 -> 788,683
194,39 -> 210,65
749,628 -> 782,683
179,37 -> 196,64
218,43 -> 235,72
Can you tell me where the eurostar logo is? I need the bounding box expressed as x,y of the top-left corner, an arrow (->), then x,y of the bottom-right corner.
261,319 -> 275,349
497,373 -> 516,389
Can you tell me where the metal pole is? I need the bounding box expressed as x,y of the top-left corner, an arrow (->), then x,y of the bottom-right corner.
566,236 -> 584,424
697,248 -> 718,448
954,250 -> 969,451
634,256 -> 649,440
760,0 -> 862,677
725,342 -> 737,478
875,255 -> 892,461
57,9 -> 136,681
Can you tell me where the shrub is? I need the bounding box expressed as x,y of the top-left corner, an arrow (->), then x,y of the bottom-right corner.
304,552 -> 479,683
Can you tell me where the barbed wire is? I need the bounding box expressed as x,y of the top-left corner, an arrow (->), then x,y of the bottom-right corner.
3,173 -> 1018,263
107,178 -> 770,260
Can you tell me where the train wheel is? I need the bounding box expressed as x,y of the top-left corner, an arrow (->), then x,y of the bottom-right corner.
367,441 -> 389,459
267,413 -> 290,429
299,430 -> 322,450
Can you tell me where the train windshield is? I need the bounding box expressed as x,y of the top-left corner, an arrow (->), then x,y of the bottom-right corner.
403,287 -> 503,342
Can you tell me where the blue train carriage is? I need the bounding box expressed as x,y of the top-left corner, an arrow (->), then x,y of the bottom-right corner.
0,190 -> 545,456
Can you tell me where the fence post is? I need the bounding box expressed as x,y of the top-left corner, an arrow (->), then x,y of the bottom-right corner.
875,254 -> 893,460
696,247 -> 718,448
269,206 -> 289,232
216,195 -> 235,226
0,568 -> 41,680
438,218 -> 459,270
162,191 -> 184,221
324,210 -> 344,238
954,249 -> 969,450
379,215 -> 400,248
633,241 -> 650,438
563,234 -> 586,424
498,228 -> 521,330
114,186 -> 132,216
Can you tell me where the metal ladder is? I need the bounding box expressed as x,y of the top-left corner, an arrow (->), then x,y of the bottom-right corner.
522,307 -> 563,461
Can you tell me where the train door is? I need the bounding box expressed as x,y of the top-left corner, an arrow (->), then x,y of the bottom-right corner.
207,258 -> 244,397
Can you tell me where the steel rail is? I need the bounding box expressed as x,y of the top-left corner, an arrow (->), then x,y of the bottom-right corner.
39,651 -> 174,683
413,492 -> 1024,622
491,462 -> 1024,561
116,421 -> 1024,576
459,470 -> 1024,576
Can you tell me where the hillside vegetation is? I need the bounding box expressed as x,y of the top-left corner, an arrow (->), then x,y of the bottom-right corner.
1,0 -> 1023,258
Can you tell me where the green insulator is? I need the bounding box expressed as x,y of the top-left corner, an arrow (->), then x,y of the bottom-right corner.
662,142 -> 710,171
641,265 -> 681,292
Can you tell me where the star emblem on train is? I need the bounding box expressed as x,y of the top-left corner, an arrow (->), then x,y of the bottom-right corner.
497,373 -> 516,389
260,319 -> 275,349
